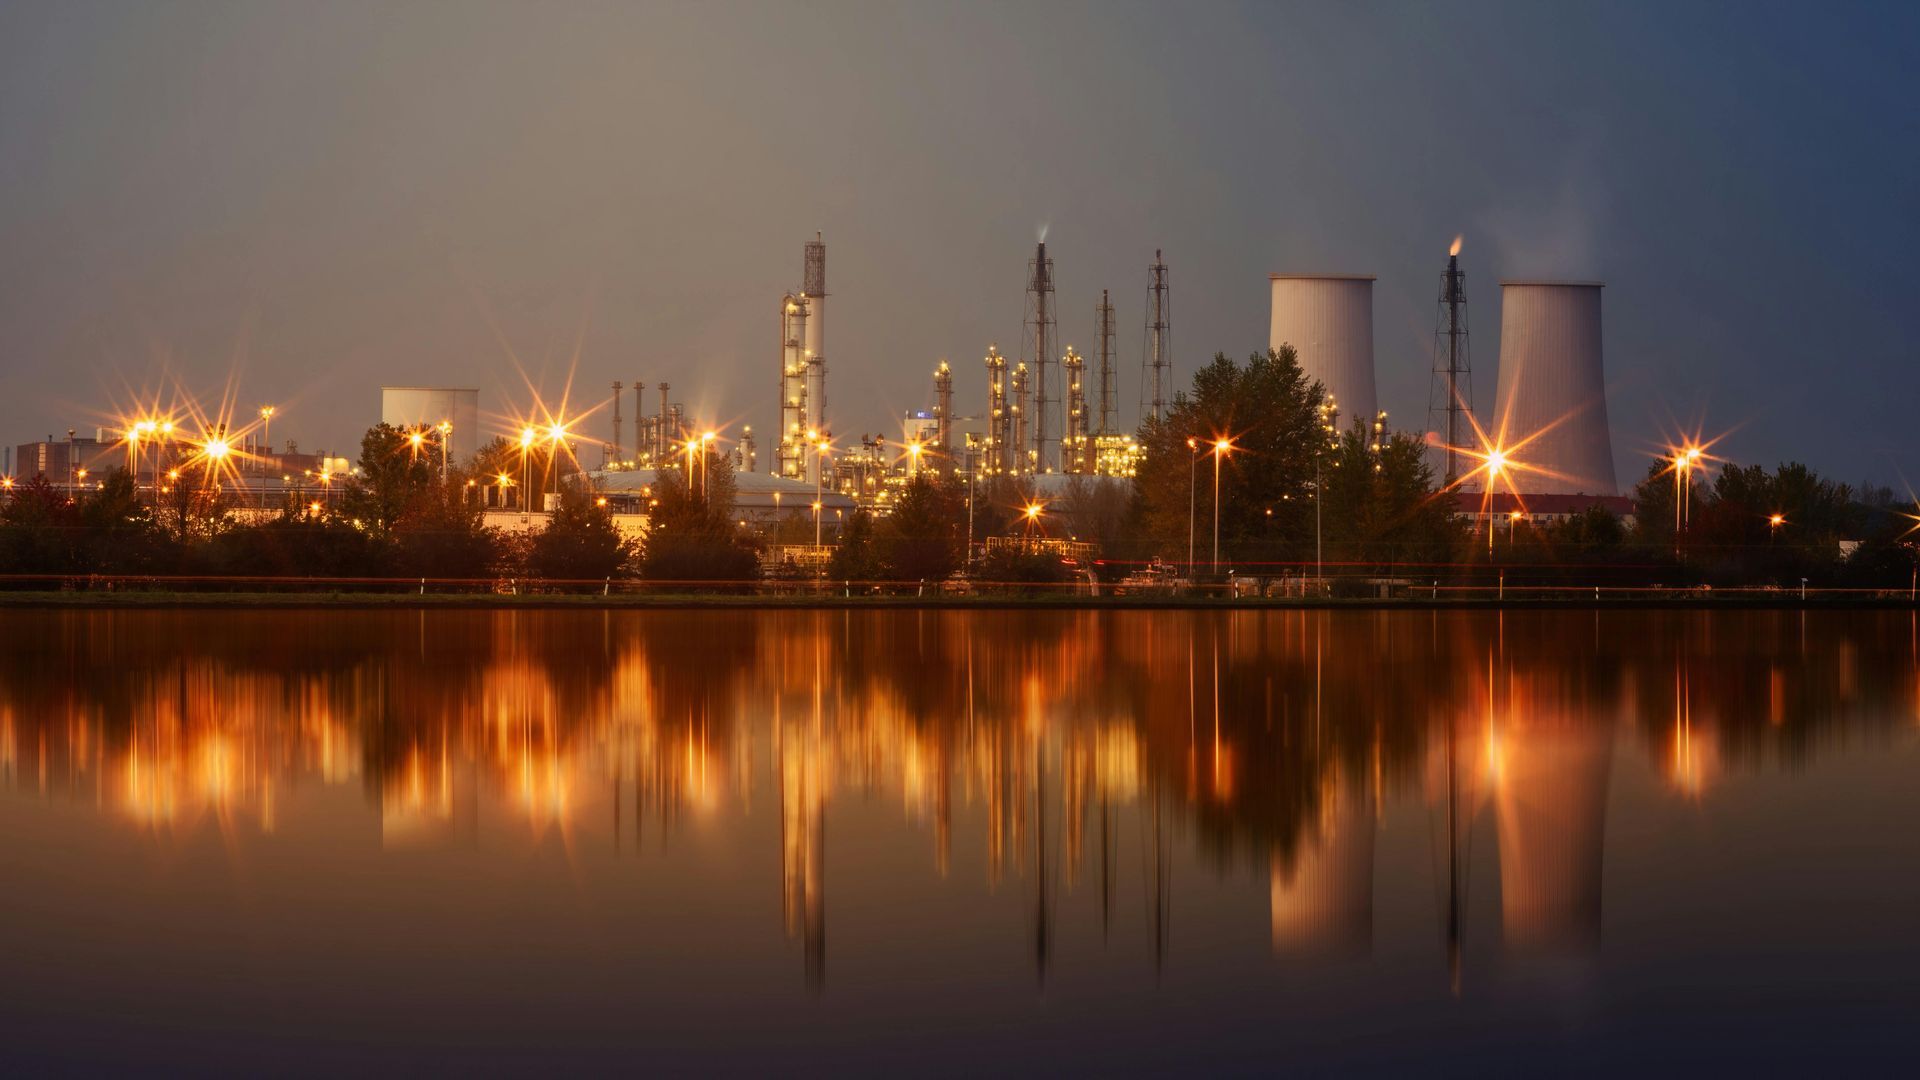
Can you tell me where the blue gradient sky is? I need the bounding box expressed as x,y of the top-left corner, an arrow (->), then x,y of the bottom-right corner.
1,1 -> 1914,487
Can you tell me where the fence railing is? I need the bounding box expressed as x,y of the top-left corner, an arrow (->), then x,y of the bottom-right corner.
0,573 -> 1914,604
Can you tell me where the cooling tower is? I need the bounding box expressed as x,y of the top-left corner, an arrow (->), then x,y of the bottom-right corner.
1494,720 -> 1613,951
1268,275 -> 1376,425
1491,282 -> 1616,494
1270,789 -> 1375,955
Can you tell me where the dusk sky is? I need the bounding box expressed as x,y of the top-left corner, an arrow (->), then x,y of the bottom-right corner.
2,0 -> 1914,487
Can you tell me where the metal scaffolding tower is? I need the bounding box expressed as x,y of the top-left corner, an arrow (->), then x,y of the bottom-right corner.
1427,238 -> 1474,487
1095,290 -> 1117,435
1025,242 -> 1057,471
1011,361 -> 1032,476
1063,346 -> 1087,474
777,294 -> 811,480
1142,250 -> 1171,424
933,360 -> 954,455
984,344 -> 1010,476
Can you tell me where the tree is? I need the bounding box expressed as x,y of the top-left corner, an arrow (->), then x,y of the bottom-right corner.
829,509 -> 884,581
529,482 -> 635,581
1134,348 -> 1328,568
77,468 -> 171,573
0,474 -> 82,574
392,472 -> 503,581
1319,421 -> 1459,571
879,475 -> 964,582
638,452 -> 760,583
343,423 -> 434,535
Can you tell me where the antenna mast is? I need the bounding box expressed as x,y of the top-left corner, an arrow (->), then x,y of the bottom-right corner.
1025,242 -> 1057,471
1427,238 -> 1474,486
1143,250 -> 1171,424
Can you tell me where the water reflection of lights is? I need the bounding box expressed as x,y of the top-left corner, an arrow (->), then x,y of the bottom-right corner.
1,610 -> 1915,985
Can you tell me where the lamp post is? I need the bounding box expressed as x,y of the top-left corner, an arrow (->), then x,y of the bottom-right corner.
813,438 -> 831,548
1186,437 -> 1198,574
202,433 -> 230,491
1509,508 -> 1523,551
438,420 -> 452,483
519,427 -> 536,523
258,405 -> 275,476
1211,437 -> 1232,574
1484,449 -> 1507,555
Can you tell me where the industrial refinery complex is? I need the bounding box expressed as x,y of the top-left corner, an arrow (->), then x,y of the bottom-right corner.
6,228 -> 1630,538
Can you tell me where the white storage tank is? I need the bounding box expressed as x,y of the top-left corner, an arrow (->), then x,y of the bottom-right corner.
1491,282 -> 1615,495
380,387 -> 480,465
1268,274 -> 1377,426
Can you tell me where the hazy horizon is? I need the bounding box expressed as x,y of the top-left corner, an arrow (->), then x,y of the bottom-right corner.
2,0 -> 1914,489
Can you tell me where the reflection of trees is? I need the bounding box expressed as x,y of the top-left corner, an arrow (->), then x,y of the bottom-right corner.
2,608 -> 1918,969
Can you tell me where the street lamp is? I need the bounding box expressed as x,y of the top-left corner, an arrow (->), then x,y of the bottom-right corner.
202,435 -> 230,490
813,438 -> 832,547
438,420 -> 452,482
1508,508 -> 1523,550
1484,449 -> 1508,554
1211,437 -> 1233,574
519,427 -> 537,522
258,405 -> 275,474
1186,437 -> 1199,574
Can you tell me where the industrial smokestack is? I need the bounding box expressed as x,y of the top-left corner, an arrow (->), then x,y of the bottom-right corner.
803,233 -> 827,435
1492,282 -> 1616,495
1268,274 -> 1377,427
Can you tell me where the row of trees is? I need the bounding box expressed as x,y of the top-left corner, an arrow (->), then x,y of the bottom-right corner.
4,351 -> 1917,590
0,424 -> 637,584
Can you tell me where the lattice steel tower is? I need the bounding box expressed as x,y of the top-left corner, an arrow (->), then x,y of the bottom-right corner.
1095,290 -> 1117,435
1426,237 -> 1474,486
1141,250 -> 1171,424
1024,242 -> 1058,471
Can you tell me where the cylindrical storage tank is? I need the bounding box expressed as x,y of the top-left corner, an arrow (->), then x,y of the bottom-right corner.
1268,275 -> 1376,426
380,387 -> 480,464
1492,282 -> 1615,494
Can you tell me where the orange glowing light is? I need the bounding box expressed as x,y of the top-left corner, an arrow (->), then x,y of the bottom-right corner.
1449,234 -> 1463,257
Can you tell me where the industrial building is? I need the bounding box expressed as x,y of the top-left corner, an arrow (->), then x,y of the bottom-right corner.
1490,282 -> 1616,496
1269,274 -> 1377,427
380,387 -> 480,464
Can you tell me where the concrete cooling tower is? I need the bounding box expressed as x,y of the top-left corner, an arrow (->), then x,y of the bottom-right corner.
1268,275 -> 1376,425
1491,282 -> 1616,495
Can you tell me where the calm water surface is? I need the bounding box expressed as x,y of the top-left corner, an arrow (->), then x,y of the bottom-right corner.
2,609 -> 1917,1073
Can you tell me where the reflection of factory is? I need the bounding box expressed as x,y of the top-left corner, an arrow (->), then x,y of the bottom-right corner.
19,610 -> 1821,993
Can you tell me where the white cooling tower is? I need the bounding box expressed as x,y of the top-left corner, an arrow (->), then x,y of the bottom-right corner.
1268,275 -> 1376,425
1492,282 -> 1616,495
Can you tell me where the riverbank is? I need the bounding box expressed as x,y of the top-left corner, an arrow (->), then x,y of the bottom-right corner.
0,589 -> 1911,611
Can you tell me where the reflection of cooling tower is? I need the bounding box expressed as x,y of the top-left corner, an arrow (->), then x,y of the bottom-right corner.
1268,275 -> 1376,425
1492,282 -> 1616,494
1494,722 -> 1613,951
1270,792 -> 1376,955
